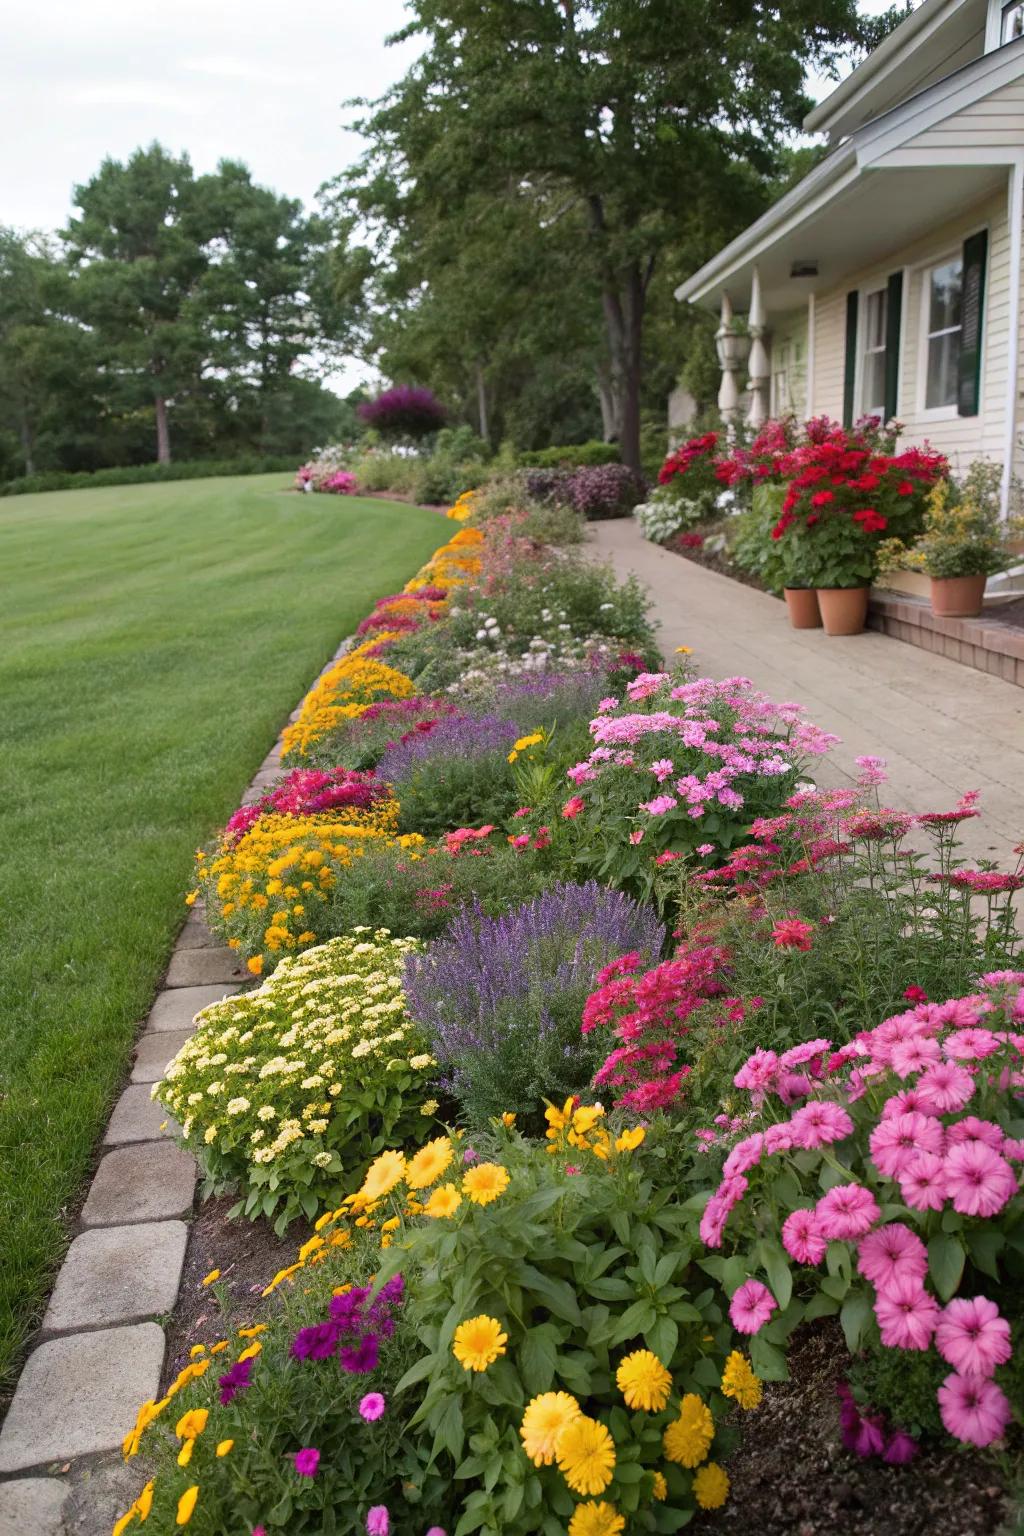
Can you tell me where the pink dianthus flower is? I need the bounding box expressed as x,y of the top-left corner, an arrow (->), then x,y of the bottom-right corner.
856,1223 -> 927,1290
815,1182 -> 880,1241
935,1297 -> 1012,1378
944,1142 -> 1017,1218
781,1207 -> 826,1265
938,1372 -> 1012,1447
729,1279 -> 777,1335
873,1274 -> 940,1350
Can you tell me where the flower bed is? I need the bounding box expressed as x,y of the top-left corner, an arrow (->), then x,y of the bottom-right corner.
114,485 -> 1024,1534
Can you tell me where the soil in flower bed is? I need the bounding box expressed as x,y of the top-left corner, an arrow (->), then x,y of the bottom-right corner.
692,1321 -> 1014,1536
665,527 -> 775,596
160,1194 -> 311,1392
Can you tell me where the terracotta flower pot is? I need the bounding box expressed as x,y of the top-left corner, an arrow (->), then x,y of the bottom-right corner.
930,574 -> 987,618
783,588 -> 822,629
816,586 -> 869,636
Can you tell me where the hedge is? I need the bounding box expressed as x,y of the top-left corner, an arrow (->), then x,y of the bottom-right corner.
1,456 -> 298,497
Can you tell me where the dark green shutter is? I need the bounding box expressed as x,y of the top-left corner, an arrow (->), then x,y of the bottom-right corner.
958,229 -> 987,417
884,270 -> 903,422
843,290 -> 859,428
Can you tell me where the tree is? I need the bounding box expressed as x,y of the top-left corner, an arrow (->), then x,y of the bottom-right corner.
344,0 -> 877,471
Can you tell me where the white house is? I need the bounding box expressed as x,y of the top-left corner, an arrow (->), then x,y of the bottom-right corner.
675,0 -> 1024,513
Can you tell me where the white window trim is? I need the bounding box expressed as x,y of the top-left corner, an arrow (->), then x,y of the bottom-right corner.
914,244 -> 980,421
856,283 -> 889,421
989,0 -> 1024,51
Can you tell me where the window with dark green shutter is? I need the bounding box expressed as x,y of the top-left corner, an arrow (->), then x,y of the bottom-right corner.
884,270 -> 903,421
843,290 -> 858,428
958,230 -> 987,417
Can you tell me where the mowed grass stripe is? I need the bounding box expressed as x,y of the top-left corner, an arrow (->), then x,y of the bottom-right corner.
0,474 -> 446,1391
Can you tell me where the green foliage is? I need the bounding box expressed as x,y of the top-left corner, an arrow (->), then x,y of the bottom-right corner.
879,463 -> 1012,580
156,932 -> 436,1231
1,456 -> 296,496
730,485 -> 790,593
518,441 -> 621,469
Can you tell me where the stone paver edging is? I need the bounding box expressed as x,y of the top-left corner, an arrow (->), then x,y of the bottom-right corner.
0,639 -> 352,1534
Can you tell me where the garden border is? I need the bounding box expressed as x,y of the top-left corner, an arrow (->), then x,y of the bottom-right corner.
0,637 -> 355,1535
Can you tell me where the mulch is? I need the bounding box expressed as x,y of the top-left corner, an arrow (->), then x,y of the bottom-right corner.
691,1321 -> 1012,1536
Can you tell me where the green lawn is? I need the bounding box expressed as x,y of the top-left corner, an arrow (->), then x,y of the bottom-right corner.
0,474 -> 447,1391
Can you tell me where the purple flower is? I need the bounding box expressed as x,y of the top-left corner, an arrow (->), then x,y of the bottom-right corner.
218,1356 -> 254,1405
340,1334 -> 380,1374
376,713 -> 518,788
294,1447 -> 320,1477
359,1392 -> 386,1422
366,1507 -> 391,1536
883,1429 -> 919,1464
291,1321 -> 340,1360
358,385 -> 446,438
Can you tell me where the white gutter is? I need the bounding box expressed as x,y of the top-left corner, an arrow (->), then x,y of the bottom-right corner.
674,142 -> 858,304
1001,155 -> 1024,519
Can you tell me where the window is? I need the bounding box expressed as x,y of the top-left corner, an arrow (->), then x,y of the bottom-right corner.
923,258 -> 963,410
860,288 -> 888,419
1002,2 -> 1024,43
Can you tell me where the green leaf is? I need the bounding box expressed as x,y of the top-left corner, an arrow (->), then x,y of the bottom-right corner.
748,1333 -> 788,1381
928,1233 -> 965,1301
646,1314 -> 678,1362
967,1228 -> 1004,1281
394,1353 -> 439,1394
520,1326 -> 558,1393
517,1265 -> 581,1324
757,1240 -> 793,1311
840,1290 -> 872,1353
608,1298 -> 658,1345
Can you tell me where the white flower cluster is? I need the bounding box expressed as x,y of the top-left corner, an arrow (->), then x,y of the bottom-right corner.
155,929 -> 432,1177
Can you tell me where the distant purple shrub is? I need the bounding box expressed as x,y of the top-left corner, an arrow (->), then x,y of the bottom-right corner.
403,881 -> 666,1122
568,463 -> 647,519
358,386 -> 447,438
521,467 -> 573,503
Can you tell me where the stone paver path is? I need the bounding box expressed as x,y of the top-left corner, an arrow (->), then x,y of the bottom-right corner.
589,519 -> 1024,867
0,638 -> 353,1535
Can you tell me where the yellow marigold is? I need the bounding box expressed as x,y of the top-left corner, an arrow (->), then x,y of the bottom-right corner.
176,1485 -> 199,1525
200,1269 -> 220,1287
406,1136 -> 453,1190
216,1439 -> 234,1456
693,1462 -> 730,1510
452,1314 -> 508,1372
651,1470 -> 667,1501
519,1391 -> 581,1466
424,1183 -> 461,1219
568,1502 -> 625,1536
247,955 -> 264,976
359,1149 -> 407,1202
663,1394 -> 713,1468
555,1415 -> 616,1496
462,1162 -> 510,1206
615,1126 -> 645,1152
721,1350 -> 763,1411
616,1349 -> 672,1412
175,1408 -> 208,1441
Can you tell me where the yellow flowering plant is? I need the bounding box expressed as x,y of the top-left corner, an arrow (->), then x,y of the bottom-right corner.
154,930 -> 440,1230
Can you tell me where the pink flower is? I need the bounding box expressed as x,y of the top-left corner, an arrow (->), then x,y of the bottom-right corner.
358,1392 -> 386,1421
729,1279 -> 777,1335
598,696 -> 619,712
561,796 -> 585,819
873,1275 -> 940,1350
943,1029 -> 1000,1061
935,1297 -> 1012,1377
903,985 -> 928,1004
814,1182 -> 880,1241
944,1142 -> 1017,1217
889,1036 -> 942,1078
916,1061 -> 975,1114
782,1207 -> 827,1265
763,1122 -> 795,1154
294,1447 -> 320,1477
366,1508 -> 390,1536
881,1087 -> 936,1119
869,1111 -> 944,1180
722,1133 -> 765,1178
696,842 -> 715,855
897,1151 -> 947,1212
771,918 -> 814,951
651,758 -> 675,782
788,1101 -> 853,1150
641,794 -> 678,816
938,1372 -> 1012,1447
853,1414 -> 885,1457
734,1048 -> 779,1095
856,1223 -> 927,1290
945,1116 -> 1004,1152
883,1430 -> 919,1464
629,828 -> 645,844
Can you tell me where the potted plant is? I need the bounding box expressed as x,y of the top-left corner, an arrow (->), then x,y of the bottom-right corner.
767,424 -> 947,636
877,463 -> 1011,618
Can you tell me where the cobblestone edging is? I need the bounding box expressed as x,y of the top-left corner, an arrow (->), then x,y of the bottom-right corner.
0,641 -> 351,1536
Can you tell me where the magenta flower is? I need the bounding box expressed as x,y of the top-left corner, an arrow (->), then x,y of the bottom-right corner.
856,1223 -> 927,1291
729,1279 -> 777,1335
946,1116 -> 1004,1151
944,1142 -> 1017,1217
294,1447 -> 320,1477
935,1297 -> 1012,1377
814,1182 -> 880,1241
943,1029 -> 1000,1061
883,1429 -> 919,1464
853,1414 -> 885,1458
366,1508 -> 391,1536
898,1151 -> 947,1212
771,918 -> 814,951
873,1275 -> 940,1350
938,1372 -> 1012,1447
869,1111 -> 943,1180
722,1132 -> 765,1178
787,1101 -> 853,1150
915,1061 -> 975,1114
781,1207 -> 827,1265
359,1392 -> 387,1422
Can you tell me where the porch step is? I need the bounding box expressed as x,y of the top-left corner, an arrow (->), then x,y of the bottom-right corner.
868,591 -> 1024,689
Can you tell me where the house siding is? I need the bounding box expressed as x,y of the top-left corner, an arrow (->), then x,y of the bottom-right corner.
894,77 -> 1024,160
809,187 -> 1017,480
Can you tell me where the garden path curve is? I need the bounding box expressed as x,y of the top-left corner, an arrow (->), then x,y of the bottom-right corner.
586,518 -> 1024,870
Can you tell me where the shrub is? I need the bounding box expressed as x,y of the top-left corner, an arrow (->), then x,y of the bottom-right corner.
403,881 -> 665,1124
656,432 -> 722,525
304,696 -> 461,772
518,440 -> 621,468
155,930 -> 434,1229
568,463 -> 647,520
565,671 -> 838,902
634,487 -> 704,546
698,975 -> 1024,1450
321,469 -> 358,495
350,449 -> 420,496
878,462 -> 1013,580
730,485 -> 790,593
358,386 -> 447,438
0,455 -> 296,496
376,712 -> 522,835
114,1121 -> 755,1534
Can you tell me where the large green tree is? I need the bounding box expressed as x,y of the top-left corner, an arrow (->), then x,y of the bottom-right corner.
344,0 -> 884,469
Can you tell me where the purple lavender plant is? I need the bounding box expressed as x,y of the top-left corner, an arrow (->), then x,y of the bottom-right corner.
403,882 -> 665,1124
376,713 -> 518,784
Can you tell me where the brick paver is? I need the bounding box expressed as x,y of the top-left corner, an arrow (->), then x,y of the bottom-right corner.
587,519 -> 1024,866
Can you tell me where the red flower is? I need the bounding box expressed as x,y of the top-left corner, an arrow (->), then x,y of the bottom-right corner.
810,490 -> 834,508
561,796 -> 585,820
853,508 -> 888,534
771,918 -> 815,951
896,480 -> 915,496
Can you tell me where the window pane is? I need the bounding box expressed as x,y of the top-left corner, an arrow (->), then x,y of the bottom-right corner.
1002,3 -> 1024,43
865,289 -> 887,350
863,352 -> 887,417
926,330 -> 960,409
928,262 -> 962,334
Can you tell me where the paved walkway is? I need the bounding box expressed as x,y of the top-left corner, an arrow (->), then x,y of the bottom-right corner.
588,519 -> 1024,868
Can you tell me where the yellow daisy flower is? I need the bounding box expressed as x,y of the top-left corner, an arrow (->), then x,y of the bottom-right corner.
616,1349 -> 672,1412
721,1350 -> 763,1410
555,1414 -> 616,1496
452,1314 -> 508,1372
462,1162 -> 510,1206
568,1501 -> 625,1536
693,1462 -> 730,1509
359,1149 -> 407,1203
519,1391 -> 581,1466
424,1183 -> 461,1218
406,1136 -> 453,1190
